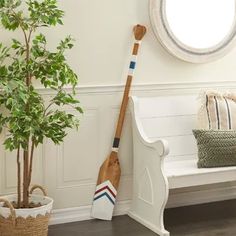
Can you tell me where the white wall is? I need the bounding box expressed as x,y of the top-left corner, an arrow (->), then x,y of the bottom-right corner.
1,0 -> 236,223
42,0 -> 236,86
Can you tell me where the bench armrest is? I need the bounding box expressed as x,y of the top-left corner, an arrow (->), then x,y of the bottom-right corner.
152,139 -> 169,157
135,132 -> 169,158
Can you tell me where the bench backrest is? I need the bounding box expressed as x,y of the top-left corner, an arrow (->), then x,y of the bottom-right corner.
135,95 -> 199,162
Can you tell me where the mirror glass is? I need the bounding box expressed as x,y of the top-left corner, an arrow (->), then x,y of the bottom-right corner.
165,0 -> 235,49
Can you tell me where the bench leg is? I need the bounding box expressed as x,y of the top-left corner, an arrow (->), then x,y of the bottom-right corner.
128,211 -> 170,236
128,136 -> 170,235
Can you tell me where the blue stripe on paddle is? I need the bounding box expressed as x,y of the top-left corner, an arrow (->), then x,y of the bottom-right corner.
94,192 -> 115,205
129,61 -> 136,69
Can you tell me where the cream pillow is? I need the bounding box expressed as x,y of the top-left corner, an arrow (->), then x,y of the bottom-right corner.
197,91 -> 236,130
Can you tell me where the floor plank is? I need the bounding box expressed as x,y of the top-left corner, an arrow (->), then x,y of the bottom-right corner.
49,216 -> 157,236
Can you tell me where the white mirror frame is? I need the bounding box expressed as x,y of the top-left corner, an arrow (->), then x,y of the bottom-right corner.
150,0 -> 236,63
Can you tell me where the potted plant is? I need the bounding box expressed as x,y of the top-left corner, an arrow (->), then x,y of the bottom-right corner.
0,0 -> 82,235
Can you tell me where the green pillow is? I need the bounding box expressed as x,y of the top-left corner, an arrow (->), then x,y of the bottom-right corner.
192,129 -> 236,168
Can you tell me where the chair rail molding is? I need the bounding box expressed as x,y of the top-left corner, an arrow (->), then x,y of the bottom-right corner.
35,80 -> 236,95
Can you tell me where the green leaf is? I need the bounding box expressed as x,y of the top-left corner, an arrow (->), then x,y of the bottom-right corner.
75,106 -> 83,114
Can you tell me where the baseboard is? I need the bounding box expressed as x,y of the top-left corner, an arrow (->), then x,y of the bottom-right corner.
50,200 -> 131,225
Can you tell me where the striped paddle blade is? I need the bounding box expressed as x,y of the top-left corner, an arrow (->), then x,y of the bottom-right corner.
91,151 -> 120,220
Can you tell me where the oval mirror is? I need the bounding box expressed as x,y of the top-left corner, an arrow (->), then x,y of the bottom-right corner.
150,0 -> 236,63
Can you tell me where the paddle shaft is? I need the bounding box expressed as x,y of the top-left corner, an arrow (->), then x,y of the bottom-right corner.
112,36 -> 142,150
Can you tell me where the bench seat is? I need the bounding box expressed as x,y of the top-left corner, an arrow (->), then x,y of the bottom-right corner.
165,159 -> 236,189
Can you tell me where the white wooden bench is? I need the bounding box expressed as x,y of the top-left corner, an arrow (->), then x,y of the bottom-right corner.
128,95 -> 236,236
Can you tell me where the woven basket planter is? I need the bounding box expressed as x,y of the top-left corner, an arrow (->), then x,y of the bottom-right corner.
0,185 -> 53,236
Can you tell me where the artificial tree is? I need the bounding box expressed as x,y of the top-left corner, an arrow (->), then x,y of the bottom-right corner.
0,0 -> 82,208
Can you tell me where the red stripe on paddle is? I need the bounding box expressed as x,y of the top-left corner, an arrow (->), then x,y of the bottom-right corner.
95,185 -> 116,199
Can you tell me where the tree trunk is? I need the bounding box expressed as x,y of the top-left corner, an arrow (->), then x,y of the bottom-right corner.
28,140 -> 35,190
17,147 -> 21,208
23,149 -> 29,208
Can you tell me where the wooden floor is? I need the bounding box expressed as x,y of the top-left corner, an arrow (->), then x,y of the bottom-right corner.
49,200 -> 236,236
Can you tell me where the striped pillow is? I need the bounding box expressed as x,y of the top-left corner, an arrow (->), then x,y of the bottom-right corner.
197,91 -> 236,130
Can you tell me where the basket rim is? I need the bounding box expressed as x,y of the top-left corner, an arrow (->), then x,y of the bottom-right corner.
0,194 -> 53,218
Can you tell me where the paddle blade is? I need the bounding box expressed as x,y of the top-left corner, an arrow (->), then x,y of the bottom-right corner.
91,151 -> 121,220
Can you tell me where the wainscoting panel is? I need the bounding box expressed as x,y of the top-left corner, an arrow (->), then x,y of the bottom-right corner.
1,81 -> 236,224
57,108 -> 99,187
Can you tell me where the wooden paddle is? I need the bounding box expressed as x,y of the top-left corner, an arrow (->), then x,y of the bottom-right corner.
91,24 -> 147,220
